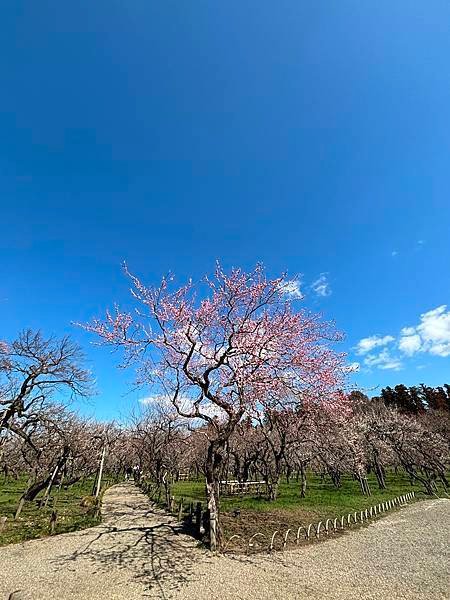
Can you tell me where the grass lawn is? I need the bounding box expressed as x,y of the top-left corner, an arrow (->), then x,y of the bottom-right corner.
0,476 -> 103,546
161,471 -> 427,544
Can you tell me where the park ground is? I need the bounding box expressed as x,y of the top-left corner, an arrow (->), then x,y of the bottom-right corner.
0,471 -> 425,547
152,471 -> 425,546
0,477 -> 111,546
0,483 -> 448,600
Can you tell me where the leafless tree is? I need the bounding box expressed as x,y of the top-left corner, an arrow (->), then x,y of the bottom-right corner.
0,330 -> 92,447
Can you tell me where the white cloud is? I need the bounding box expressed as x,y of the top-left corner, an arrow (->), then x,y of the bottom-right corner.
343,362 -> 360,373
391,250 -> 398,257
281,279 -> 304,299
398,331 -> 422,356
354,305 -> 450,371
401,326 -> 415,336
398,305 -> 450,358
364,349 -> 403,371
139,394 -> 193,411
311,273 -> 331,297
418,305 -> 450,356
138,394 -> 226,419
138,396 -> 158,406
355,334 -> 395,355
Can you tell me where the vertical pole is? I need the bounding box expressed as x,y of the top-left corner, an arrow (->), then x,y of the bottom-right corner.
42,464 -> 59,508
95,445 -> 106,498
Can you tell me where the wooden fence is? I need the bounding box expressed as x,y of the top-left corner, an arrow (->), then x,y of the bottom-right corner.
220,480 -> 266,496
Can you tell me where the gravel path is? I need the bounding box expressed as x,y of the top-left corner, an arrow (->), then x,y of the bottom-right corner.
0,484 -> 448,600
177,498 -> 450,600
0,484 -> 204,600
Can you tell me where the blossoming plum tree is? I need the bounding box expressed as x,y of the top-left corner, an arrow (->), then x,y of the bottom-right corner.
83,263 -> 347,549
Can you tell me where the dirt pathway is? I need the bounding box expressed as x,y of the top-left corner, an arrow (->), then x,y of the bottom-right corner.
0,484 -> 448,600
0,483 -> 205,599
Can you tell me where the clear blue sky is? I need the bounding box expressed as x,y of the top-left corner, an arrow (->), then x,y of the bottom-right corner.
1,2 -> 449,420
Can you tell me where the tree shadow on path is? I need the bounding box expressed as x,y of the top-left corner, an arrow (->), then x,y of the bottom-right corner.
52,484 -> 211,599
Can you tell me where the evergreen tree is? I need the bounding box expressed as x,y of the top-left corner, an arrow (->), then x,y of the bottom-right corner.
394,384 -> 414,414
409,386 -> 426,414
434,387 -> 449,411
381,386 -> 396,409
444,384 -> 450,411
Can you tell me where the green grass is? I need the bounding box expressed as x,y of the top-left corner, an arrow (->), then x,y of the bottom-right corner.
0,476 -> 106,546
171,471 -> 420,511
158,471 -> 429,542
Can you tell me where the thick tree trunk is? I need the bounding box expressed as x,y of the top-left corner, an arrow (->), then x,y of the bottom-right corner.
439,473 -> 449,490
330,469 -> 341,489
205,477 -> 220,550
15,478 -> 49,519
398,460 -> 437,497
14,496 -> 26,519
373,459 -> 386,490
286,464 -> 292,484
266,454 -> 282,501
267,480 -> 279,501
242,460 -> 251,483
267,473 -> 280,501
205,441 -> 225,551
233,455 -> 241,481
356,474 -> 371,496
299,463 -> 307,498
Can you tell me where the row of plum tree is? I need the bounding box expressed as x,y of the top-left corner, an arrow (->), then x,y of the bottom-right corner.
127,392 -> 449,504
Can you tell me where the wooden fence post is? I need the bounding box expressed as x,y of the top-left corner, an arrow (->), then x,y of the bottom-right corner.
95,445 -> 106,498
195,502 -> 202,536
202,508 -> 210,539
178,498 -> 184,521
40,464 -> 59,508
187,502 -> 193,525
50,510 -> 58,535
0,516 -> 7,532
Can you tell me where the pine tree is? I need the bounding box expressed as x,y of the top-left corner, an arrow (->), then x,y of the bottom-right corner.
409,386 -> 425,413
394,384 -> 414,414
434,387 -> 449,411
381,386 -> 396,409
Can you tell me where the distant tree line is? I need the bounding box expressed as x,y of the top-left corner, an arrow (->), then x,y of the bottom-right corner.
372,384 -> 450,414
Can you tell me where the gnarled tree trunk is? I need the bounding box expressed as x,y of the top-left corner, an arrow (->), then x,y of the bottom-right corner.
205,440 -> 225,551
299,462 -> 307,498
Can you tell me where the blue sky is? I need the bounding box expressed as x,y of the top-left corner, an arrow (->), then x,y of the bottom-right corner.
1,2 -> 449,420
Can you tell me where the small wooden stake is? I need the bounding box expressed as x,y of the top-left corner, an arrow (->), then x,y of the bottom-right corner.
0,516 -> 7,532
50,510 -> 58,534
195,502 -> 202,536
